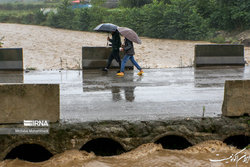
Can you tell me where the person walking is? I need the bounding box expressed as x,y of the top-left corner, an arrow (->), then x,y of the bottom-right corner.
103,30 -> 121,71
116,38 -> 143,76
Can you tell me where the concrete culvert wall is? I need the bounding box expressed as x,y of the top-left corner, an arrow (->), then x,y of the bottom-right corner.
155,135 -> 193,150
4,144 -> 53,162
80,138 -> 125,156
0,118 -> 249,160
223,135 -> 250,149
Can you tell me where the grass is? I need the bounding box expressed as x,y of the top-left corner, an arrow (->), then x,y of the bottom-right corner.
210,35 -> 226,43
26,67 -> 37,70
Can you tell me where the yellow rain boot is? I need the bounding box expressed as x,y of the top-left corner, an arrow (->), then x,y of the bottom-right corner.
137,70 -> 144,75
116,72 -> 124,76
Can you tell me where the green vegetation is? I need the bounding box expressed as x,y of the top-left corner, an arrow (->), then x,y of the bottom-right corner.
0,36 -> 3,47
210,35 -> 226,44
0,0 -> 250,41
0,0 -> 57,24
26,67 -> 37,70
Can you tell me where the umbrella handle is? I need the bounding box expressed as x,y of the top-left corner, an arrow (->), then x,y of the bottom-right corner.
107,33 -> 109,46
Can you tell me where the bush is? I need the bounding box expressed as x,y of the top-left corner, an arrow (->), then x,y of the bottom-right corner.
87,7 -> 107,30
74,8 -> 90,31
0,36 -> 4,47
210,35 -> 226,43
55,0 -> 75,29
46,11 -> 60,27
105,0 -> 211,40
34,10 -> 47,25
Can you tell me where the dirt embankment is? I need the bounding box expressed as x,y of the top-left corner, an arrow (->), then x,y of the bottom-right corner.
0,23 -> 249,70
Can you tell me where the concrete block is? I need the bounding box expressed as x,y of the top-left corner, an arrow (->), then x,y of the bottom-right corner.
222,80 -> 250,117
0,71 -> 23,83
0,48 -> 23,70
195,44 -> 244,67
82,46 -> 133,69
82,46 -> 111,59
0,84 -> 60,123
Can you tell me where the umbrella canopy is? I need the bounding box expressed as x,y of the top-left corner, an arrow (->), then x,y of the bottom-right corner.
94,23 -> 118,33
117,27 -> 141,44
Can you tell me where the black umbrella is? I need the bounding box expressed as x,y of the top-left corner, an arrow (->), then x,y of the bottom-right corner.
94,23 -> 119,46
94,23 -> 118,33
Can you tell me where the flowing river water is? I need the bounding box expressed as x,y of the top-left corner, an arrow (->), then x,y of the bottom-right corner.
0,141 -> 249,167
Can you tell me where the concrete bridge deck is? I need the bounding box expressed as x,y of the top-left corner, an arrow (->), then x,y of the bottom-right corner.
1,66 -> 249,122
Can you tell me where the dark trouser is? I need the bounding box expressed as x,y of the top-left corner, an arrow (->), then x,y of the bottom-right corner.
106,49 -> 121,69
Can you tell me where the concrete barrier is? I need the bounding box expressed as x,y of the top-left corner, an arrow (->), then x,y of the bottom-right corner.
222,80 -> 250,117
82,46 -> 133,69
195,44 -> 244,67
0,84 -> 60,123
0,48 -> 23,70
0,71 -> 23,83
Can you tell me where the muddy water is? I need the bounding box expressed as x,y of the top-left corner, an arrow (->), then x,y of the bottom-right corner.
0,141 -> 249,167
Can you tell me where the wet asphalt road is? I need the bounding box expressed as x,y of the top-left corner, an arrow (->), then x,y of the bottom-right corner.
1,67 -> 249,122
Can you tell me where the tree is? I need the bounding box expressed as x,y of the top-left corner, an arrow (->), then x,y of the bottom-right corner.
34,10 -> 47,24
56,0 -> 75,29
75,8 -> 91,30
210,0 -> 250,30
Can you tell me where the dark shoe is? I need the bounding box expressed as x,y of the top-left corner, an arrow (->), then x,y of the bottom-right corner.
117,70 -> 120,73
102,67 -> 108,72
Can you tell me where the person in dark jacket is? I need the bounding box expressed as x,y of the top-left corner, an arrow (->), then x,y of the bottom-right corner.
103,30 -> 121,71
116,38 -> 143,76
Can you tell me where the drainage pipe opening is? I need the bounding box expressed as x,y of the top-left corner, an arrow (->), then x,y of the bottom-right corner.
224,135 -> 250,149
155,135 -> 192,150
80,138 -> 125,156
4,144 -> 53,162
